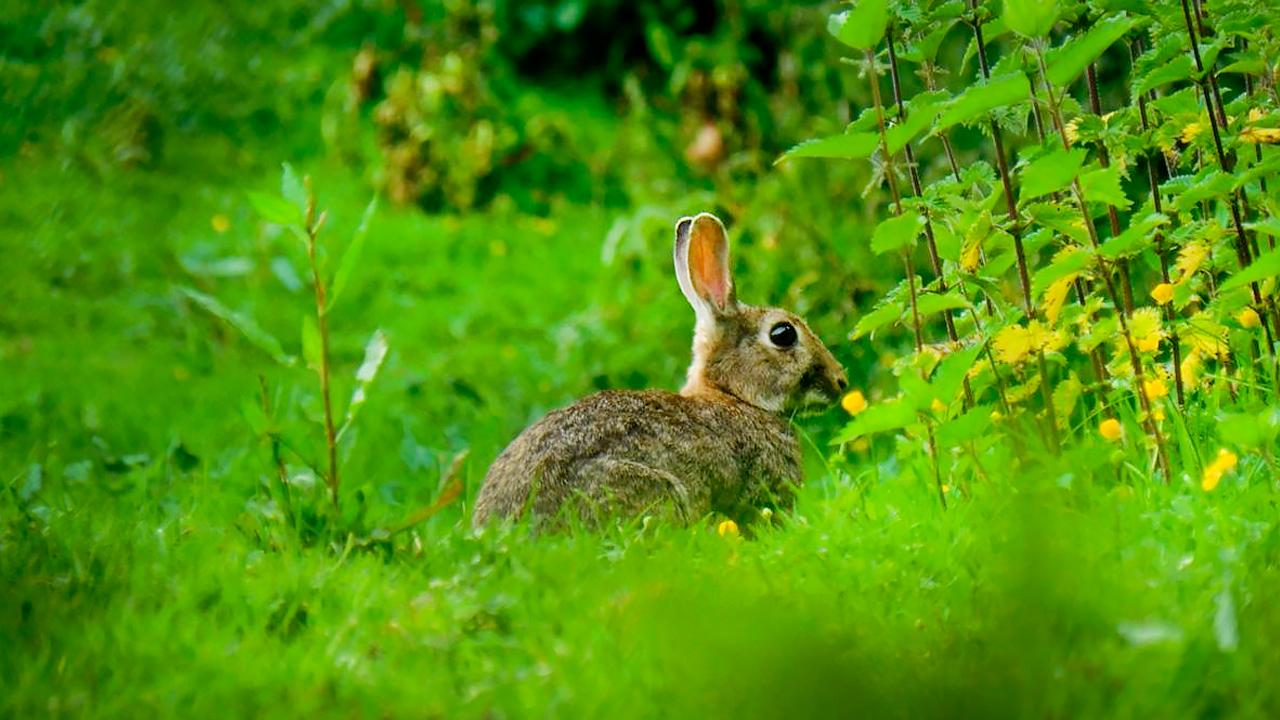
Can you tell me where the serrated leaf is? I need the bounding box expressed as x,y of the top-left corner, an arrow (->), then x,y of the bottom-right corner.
1172,171 -> 1234,212
1033,246 -> 1092,296
1044,15 -> 1138,87
181,287 -> 294,366
915,291 -> 969,317
1099,213 -> 1168,259
778,132 -> 879,163
248,191 -> 301,226
1021,147 -> 1088,202
852,302 -> 902,340
1004,0 -> 1059,38
1220,247 -> 1280,293
1134,54 -> 1193,94
925,343 -> 983,409
937,73 -> 1031,130
1078,165 -> 1132,210
887,100 -> 943,155
871,213 -> 926,254
831,397 -> 918,445
329,197 -> 377,310
936,404 -> 994,446
827,0 -> 889,51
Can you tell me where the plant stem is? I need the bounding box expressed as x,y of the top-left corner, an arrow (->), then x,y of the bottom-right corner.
1085,62 -> 1136,316
887,32 -> 975,407
1033,44 -> 1173,482
304,179 -> 340,508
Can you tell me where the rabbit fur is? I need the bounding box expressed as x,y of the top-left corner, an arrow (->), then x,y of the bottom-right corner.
472,212 -> 847,529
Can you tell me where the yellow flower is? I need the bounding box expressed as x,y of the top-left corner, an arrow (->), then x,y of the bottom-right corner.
1143,377 -> 1169,402
930,398 -> 947,414
211,214 -> 231,233
1238,307 -> 1261,328
1240,126 -> 1280,144
1137,332 -> 1162,353
1064,118 -> 1080,145
1099,418 -> 1123,441
990,409 -> 1003,422
1181,121 -> 1204,144
717,519 -> 739,538
1180,350 -> 1202,390
841,390 -> 868,415
1248,107 -> 1266,123
1201,448 -> 1239,491
1150,283 -> 1174,305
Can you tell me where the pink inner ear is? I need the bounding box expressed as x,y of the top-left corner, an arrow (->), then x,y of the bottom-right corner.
689,220 -> 729,309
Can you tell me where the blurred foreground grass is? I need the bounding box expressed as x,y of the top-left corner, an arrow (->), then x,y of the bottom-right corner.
4,1 -> 1280,717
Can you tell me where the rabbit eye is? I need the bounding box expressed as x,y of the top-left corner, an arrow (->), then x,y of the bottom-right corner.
768,321 -> 798,348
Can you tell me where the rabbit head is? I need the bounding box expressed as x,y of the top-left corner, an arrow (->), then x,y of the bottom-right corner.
674,213 -> 848,415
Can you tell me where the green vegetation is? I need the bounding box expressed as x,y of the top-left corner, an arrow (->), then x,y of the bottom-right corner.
4,0 -> 1280,716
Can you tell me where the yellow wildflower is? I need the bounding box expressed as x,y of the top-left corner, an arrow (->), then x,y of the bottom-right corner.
211,214 -> 231,233
1143,376 -> 1169,402
1238,307 -> 1261,329
841,390 -> 868,415
1064,118 -> 1080,145
1150,282 -> 1174,305
717,519 -> 739,538
1241,126 -> 1280,144
990,409 -> 1003,422
930,398 -> 947,414
1137,333 -> 1162,353
1099,418 -> 1123,441
1201,448 -> 1239,491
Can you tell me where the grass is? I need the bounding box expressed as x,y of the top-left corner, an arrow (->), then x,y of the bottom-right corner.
5,21 -> 1280,720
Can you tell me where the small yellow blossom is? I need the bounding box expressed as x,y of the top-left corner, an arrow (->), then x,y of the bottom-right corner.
841,390 -> 868,415
1238,307 -> 1261,329
1241,126 -> 1280,144
1181,121 -> 1204,144
1143,377 -> 1169,402
941,484 -> 952,494
717,519 -> 739,538
1150,283 -> 1174,305
930,398 -> 947,414
1137,332 -> 1162,353
1099,418 -> 1123,441
1064,118 -> 1080,145
990,410 -> 1003,422
1201,448 -> 1239,491
211,214 -> 231,233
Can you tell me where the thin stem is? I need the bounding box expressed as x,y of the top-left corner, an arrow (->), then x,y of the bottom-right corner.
304,178 -> 340,508
1034,44 -> 1172,482
1085,62 -> 1136,316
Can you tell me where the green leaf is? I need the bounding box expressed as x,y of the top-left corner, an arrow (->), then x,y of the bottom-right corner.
925,343 -> 983,410
180,287 -> 294,366
329,197 -> 377,310
871,213 -> 926,254
281,163 -> 306,212
831,397 -> 918,445
915,291 -> 969,317
1134,54 -> 1193,95
1020,148 -> 1088,202
1172,171 -> 1234,212
827,0 -> 889,51
1247,218 -> 1280,239
778,132 -> 879,163
1032,247 -> 1092,295
1221,247 -> 1280,293
1004,0 -> 1059,38
937,73 -> 1031,130
1044,15 -> 1138,87
301,315 -> 322,371
887,101 -> 943,155
336,329 -> 390,443
1099,213 -> 1168,259
1078,165 -> 1132,210
248,191 -> 301,226
851,302 -> 902,340
936,404 -> 994,446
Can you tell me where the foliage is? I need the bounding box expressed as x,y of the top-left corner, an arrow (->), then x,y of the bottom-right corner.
4,0 -> 1280,717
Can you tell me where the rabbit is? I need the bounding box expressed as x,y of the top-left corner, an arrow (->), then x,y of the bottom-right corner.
472,212 -> 848,530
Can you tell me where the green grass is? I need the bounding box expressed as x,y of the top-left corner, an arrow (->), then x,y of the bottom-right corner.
5,21 -> 1280,718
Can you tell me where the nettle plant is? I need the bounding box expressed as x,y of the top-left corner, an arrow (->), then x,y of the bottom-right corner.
785,0 -> 1280,499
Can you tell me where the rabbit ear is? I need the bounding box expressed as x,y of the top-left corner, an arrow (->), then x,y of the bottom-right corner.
674,212 -> 736,318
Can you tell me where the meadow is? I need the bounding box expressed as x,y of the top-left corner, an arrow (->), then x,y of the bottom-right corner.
4,0 -> 1280,717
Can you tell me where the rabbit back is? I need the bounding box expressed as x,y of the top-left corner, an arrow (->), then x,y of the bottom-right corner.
472,389 -> 801,528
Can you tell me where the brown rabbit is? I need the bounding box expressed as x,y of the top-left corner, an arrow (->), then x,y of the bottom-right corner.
472,213 -> 847,529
